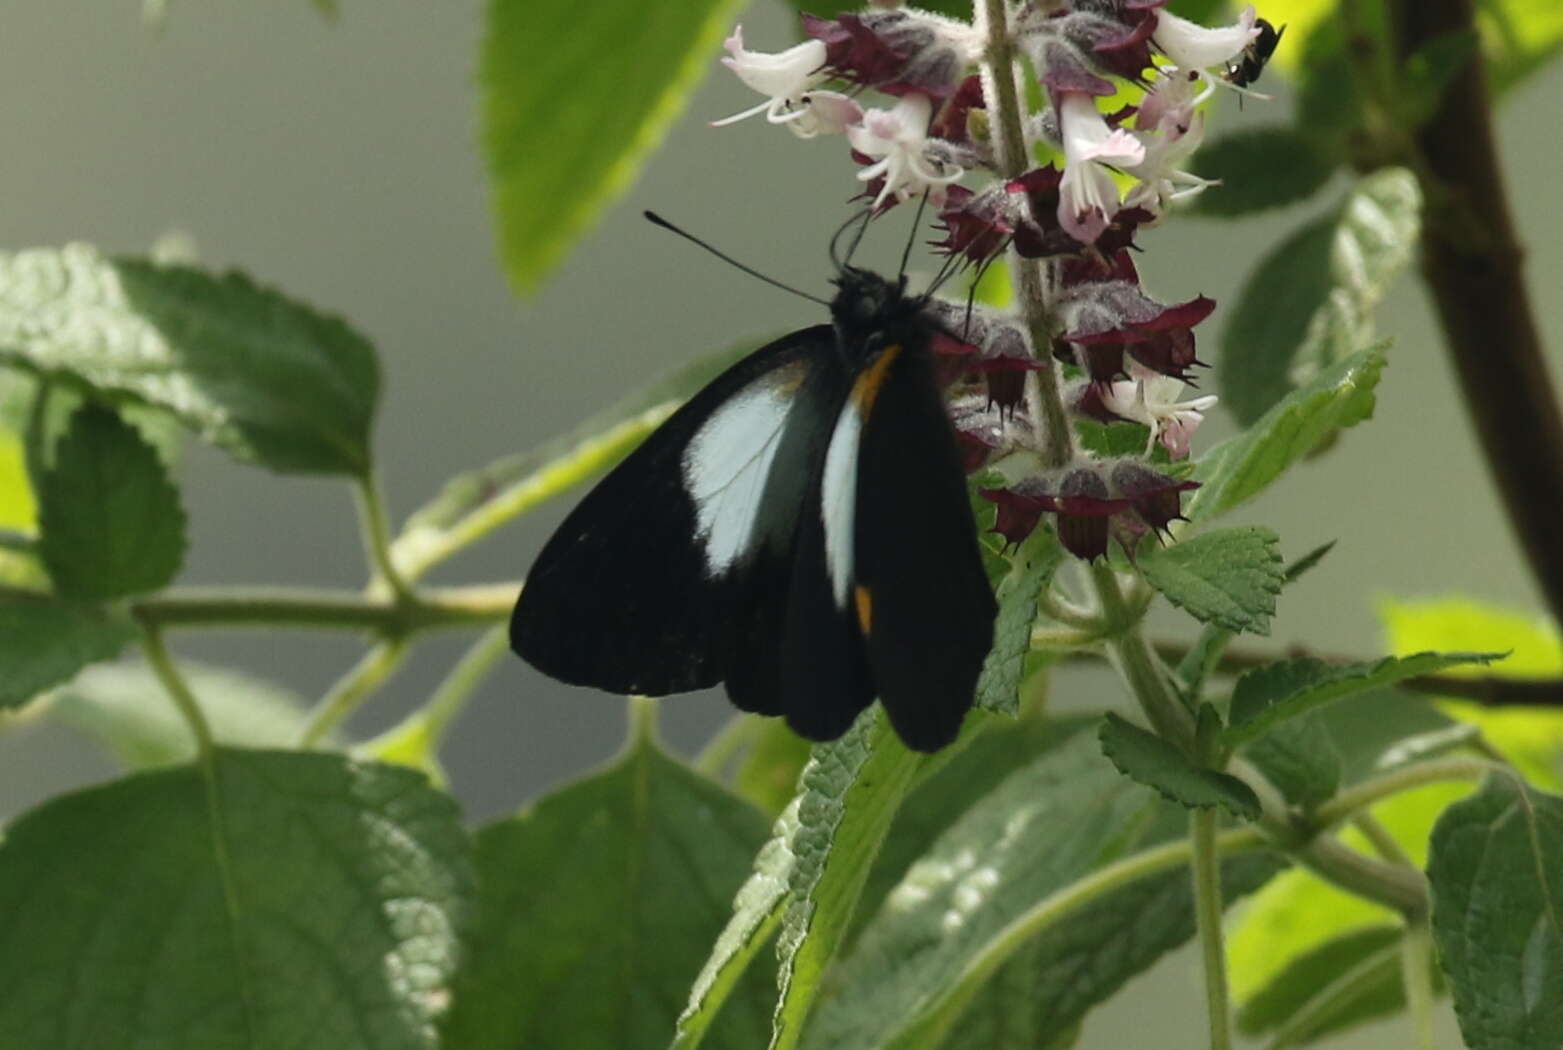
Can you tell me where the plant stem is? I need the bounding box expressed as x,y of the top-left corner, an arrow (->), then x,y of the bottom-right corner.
355,472 -> 412,601
627,694 -> 660,748
1295,836 -> 1428,917
1312,756 -> 1501,830
974,0 -> 1074,466
298,638 -> 410,747
389,407 -> 676,583
128,582 -> 519,632
410,625 -> 509,750
1389,0 -> 1563,630
1232,756 -> 1432,916
1095,564 -> 1197,750
138,622 -> 215,757
1401,916 -> 1439,1050
1190,810 -> 1233,1050
1133,638 -> 1563,707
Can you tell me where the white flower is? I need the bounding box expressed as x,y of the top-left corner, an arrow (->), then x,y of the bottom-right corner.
1056,92 -> 1146,243
1100,365 -> 1218,459
1124,108 -> 1218,215
711,28 -> 861,137
846,93 -> 964,207
1152,5 -> 1261,74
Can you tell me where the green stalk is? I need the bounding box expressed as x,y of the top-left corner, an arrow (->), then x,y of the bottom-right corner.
1190,810 -> 1233,1050
298,638 -> 410,747
355,472 -> 411,601
1311,756 -> 1502,830
974,0 -> 1074,466
139,622 -> 215,757
131,582 -> 518,632
362,625 -> 510,768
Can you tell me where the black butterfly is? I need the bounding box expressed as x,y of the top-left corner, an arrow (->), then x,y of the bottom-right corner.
510,216 -> 997,753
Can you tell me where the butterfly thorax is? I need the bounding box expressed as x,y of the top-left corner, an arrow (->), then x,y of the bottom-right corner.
828,267 -> 932,367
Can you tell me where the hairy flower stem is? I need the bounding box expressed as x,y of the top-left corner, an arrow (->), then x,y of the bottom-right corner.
1190,810 -> 1233,1050
1390,0 -> 1563,630
975,0 -> 1074,467
1095,563 -> 1198,749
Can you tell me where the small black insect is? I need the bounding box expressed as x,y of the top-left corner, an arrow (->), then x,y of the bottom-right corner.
1226,18 -> 1284,89
510,213 -> 997,753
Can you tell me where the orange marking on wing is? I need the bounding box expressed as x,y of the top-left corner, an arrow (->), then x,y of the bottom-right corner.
854,584 -> 873,635
850,344 -> 903,414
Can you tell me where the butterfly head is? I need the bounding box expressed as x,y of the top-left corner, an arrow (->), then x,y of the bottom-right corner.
829,266 -> 930,360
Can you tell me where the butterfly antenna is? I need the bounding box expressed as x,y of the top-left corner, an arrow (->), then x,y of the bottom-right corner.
828,208 -> 868,271
840,206 -> 874,269
644,211 -> 830,306
898,190 -> 931,280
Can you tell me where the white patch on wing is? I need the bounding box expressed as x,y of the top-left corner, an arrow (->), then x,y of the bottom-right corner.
821,399 -> 863,607
682,378 -> 796,574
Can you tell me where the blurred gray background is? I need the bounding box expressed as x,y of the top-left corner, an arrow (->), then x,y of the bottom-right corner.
4,2 -> 1560,1046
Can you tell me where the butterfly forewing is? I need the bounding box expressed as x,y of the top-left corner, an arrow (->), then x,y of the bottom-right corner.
510,326 -> 838,697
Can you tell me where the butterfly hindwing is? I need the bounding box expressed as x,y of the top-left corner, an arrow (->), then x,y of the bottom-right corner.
510,326 -> 837,699
846,342 -> 998,752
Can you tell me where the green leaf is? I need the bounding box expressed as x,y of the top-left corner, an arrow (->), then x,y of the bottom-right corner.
770,708 -> 929,1050
975,527 -> 1063,715
1098,713 -> 1260,819
1218,217 -> 1336,423
1242,711 -> 1344,809
482,0 -> 744,293
1188,345 -> 1386,522
1140,525 -> 1283,635
673,798 -> 798,1050
1224,650 -> 1507,748
0,595 -> 136,709
674,707 -> 928,1050
0,247 -> 379,475
390,339 -> 754,580
1192,127 -> 1338,217
446,735 -> 772,1050
50,659 -> 317,768
1379,596 -> 1563,791
1219,170 -> 1419,425
0,749 -> 472,1050
849,715 -> 1098,949
1428,774 -> 1563,1048
1236,925 -> 1414,1046
799,733 -> 1279,1049
36,404 -> 185,599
